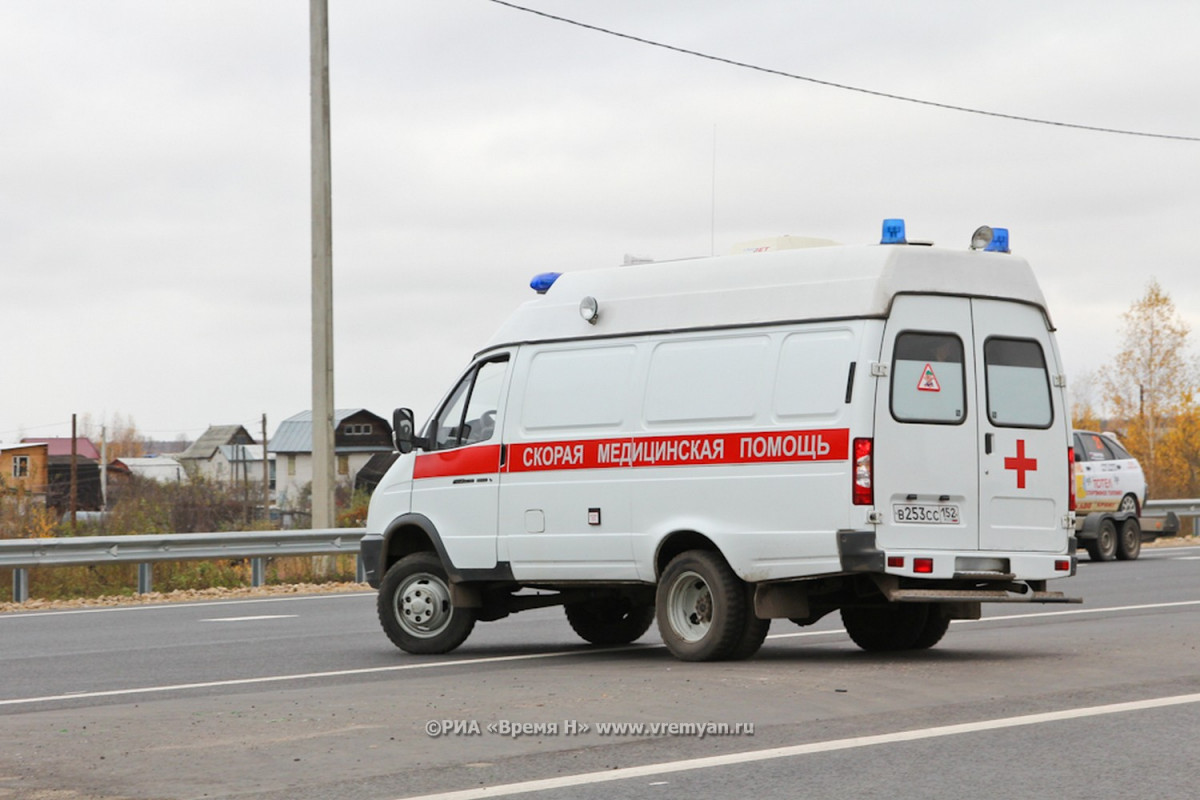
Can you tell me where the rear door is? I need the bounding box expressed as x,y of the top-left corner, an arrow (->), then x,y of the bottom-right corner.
873,296 -> 979,550
873,295 -> 1067,553
973,299 -> 1066,552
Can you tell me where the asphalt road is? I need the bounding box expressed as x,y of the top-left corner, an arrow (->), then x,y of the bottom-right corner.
1,546 -> 1198,800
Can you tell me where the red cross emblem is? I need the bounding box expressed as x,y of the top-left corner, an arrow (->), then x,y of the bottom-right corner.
1004,439 -> 1038,489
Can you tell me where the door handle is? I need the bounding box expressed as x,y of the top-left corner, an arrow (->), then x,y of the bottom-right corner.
985,433 -> 994,455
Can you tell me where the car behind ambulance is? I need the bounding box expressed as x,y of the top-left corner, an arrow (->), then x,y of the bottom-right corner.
360,220 -> 1079,662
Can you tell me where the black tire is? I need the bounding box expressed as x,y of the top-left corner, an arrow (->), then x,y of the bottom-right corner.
841,602 -> 931,651
1116,517 -> 1142,560
727,584 -> 771,660
1087,518 -> 1119,562
565,598 -> 656,645
1118,493 -> 1139,515
911,605 -> 952,649
656,550 -> 750,662
377,552 -> 476,654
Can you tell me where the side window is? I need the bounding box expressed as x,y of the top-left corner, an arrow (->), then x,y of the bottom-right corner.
984,338 -> 1052,428
1078,432 -> 1112,461
891,332 -> 966,424
429,357 -> 509,450
1102,437 -> 1133,461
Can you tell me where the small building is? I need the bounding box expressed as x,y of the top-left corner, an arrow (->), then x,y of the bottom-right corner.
108,456 -> 187,484
268,409 -> 393,510
176,425 -> 271,486
2,442 -> 51,506
18,437 -> 102,512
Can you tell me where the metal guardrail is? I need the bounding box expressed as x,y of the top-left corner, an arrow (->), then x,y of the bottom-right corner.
0,528 -> 368,603
3,501 -> 1197,605
1143,498 -> 1200,519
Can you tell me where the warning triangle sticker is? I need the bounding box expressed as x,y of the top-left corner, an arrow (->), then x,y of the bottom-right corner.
917,363 -> 941,392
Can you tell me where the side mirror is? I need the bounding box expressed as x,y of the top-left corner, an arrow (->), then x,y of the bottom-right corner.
393,408 -> 419,454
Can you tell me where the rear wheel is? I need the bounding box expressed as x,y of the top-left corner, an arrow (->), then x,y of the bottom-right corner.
911,605 -> 951,649
1116,517 -> 1142,560
377,553 -> 476,654
841,602 -> 931,651
565,598 -> 655,645
1118,493 -> 1139,515
1085,518 -> 1119,562
656,550 -> 751,662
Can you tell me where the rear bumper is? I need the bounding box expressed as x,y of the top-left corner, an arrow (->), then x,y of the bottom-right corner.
838,529 -> 1078,599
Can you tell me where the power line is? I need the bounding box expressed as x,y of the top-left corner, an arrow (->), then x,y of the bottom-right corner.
487,0 -> 1200,143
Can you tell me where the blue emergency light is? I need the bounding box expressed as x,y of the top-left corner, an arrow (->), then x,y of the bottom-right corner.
985,227 -> 1010,253
530,272 -> 562,294
880,218 -> 907,244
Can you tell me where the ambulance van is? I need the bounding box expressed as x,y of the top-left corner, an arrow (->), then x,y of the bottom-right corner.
360,219 -> 1078,662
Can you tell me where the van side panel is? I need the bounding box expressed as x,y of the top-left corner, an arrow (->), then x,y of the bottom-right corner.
627,325 -> 869,582
498,344 -> 640,580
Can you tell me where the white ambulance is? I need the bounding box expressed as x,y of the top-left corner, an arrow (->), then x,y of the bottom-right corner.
360,220 -> 1079,662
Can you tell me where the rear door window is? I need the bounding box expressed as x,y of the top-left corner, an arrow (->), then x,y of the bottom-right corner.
984,338 -> 1052,428
890,332 -> 966,424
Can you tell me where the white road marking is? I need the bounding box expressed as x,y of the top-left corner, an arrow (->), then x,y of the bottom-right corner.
199,615 -> 298,622
1,599 -> 1197,708
394,693 -> 1200,800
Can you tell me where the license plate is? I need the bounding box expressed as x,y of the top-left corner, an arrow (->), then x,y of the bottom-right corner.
892,503 -> 960,524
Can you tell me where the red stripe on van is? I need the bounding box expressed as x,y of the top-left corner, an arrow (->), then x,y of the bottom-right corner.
413,444 -> 503,479
506,428 -> 849,473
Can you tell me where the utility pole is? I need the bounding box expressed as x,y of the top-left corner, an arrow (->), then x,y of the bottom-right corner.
262,413 -> 271,524
100,424 -> 107,511
310,0 -> 336,529
70,413 -> 78,531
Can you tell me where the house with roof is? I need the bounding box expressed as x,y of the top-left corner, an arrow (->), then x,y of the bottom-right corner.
2,442 -> 51,507
176,425 -> 272,487
16,437 -> 102,512
268,409 -> 393,510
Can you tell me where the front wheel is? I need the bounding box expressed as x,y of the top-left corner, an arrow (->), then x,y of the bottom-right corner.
656,550 -> 753,662
377,552 -> 476,654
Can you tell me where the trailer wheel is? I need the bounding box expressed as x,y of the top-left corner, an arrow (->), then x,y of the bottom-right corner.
378,553 -> 475,654
1085,518 -> 1118,562
841,602 -> 930,651
1116,517 -> 1142,560
565,598 -> 656,645
656,550 -> 749,661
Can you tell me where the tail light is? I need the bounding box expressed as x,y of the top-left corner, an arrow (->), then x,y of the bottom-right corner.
1067,447 -> 1076,511
853,437 -> 873,505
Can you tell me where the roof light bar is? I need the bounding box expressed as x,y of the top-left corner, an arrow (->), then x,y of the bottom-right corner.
970,225 -> 1011,253
530,272 -> 562,294
985,227 -> 1010,253
880,218 -> 907,245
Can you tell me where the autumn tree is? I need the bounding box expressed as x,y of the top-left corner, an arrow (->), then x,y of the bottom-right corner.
1101,280 -> 1196,496
79,412 -> 147,460
1068,369 -> 1103,431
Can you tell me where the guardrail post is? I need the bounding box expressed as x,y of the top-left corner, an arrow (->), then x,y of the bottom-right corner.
251,557 -> 265,587
13,568 -> 29,603
137,563 -> 153,594
356,553 -> 366,584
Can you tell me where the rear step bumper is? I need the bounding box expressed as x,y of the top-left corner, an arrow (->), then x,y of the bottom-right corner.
882,587 -> 1081,604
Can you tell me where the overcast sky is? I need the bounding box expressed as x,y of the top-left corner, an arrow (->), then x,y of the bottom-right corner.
4,0 -> 1199,445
